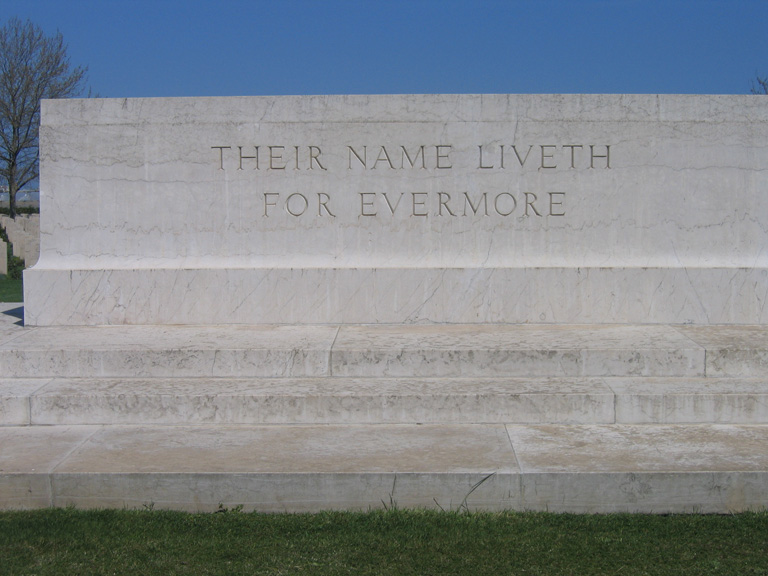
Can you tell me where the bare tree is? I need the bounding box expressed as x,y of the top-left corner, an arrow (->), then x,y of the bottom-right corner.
751,75 -> 768,95
0,17 -> 87,218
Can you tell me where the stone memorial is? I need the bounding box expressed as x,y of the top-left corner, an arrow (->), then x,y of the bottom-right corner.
23,94 -> 768,326
3,94 -> 768,514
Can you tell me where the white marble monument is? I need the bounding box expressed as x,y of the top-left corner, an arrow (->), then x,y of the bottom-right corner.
24,94 -> 768,325
6,94 -> 768,512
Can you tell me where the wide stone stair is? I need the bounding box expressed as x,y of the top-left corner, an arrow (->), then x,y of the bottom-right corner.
2,303 -> 767,513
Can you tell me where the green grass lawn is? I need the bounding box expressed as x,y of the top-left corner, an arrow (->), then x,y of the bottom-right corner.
0,274 -> 22,302
1,508 -> 767,575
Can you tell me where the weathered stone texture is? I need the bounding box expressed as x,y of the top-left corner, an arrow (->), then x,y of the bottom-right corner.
24,94 -> 768,325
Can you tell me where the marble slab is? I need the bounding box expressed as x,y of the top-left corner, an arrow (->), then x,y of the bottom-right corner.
331,324 -> 705,377
506,424 -> 768,512
50,424 -> 519,511
0,378 -> 50,425
0,425 -> 98,508
507,424 -> 768,473
3,423 -> 767,512
27,376 -> 615,425
24,94 -> 768,325
609,377 -> 768,423
14,374 -> 767,426
0,323 -> 708,379
676,325 -> 768,377
0,324 -> 337,378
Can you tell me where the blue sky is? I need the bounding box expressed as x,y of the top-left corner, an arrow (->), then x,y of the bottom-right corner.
1,0 -> 767,97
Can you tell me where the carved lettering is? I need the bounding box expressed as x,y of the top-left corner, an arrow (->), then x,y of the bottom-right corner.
238,146 -> 259,170
262,192 -> 337,217
348,146 -> 367,168
245,190 -> 570,219
494,192 -> 517,216
318,193 -> 335,217
263,193 -> 279,217
373,146 -> 396,170
212,140 -> 592,224
525,192 -> 542,217
549,192 -> 565,216
511,145 -> 533,167
463,192 -> 488,216
285,193 -> 308,216
438,192 -> 455,216
214,145 -> 327,171
401,146 -> 426,169
436,145 -> 452,169
590,145 -> 610,169
412,192 -> 428,217
476,144 -> 609,170
348,145 -> 451,170
360,192 -> 376,216
309,146 -> 326,170
563,144 -> 583,168
383,192 -> 404,215
478,145 -> 494,169
540,145 -> 557,169
216,143 -> 611,172
212,146 -> 231,170
269,146 -> 285,170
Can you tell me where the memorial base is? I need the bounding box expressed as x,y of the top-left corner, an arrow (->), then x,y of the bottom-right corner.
10,94 -> 768,512
3,303 -> 768,513
24,266 -> 768,325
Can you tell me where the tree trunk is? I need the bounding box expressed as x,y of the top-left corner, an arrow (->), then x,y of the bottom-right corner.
8,164 -> 16,219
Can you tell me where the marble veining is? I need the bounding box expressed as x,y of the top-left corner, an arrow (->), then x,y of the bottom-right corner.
26,94 -> 768,325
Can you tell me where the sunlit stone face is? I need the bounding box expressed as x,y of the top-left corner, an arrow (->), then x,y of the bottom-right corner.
24,94 -> 768,325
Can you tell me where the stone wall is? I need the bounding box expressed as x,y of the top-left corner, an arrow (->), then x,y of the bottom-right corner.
24,94 -> 768,326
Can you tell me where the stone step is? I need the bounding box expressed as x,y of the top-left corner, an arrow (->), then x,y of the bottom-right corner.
3,376 -> 768,426
2,321 -> 767,379
3,305 -> 768,513
2,423 -> 767,513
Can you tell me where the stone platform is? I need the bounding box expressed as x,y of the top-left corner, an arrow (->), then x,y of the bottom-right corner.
2,303 -> 767,513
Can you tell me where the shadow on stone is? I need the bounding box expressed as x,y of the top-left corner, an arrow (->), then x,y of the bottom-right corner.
2,305 -> 23,325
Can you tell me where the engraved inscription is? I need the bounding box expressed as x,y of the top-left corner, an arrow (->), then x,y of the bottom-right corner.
213,145 -> 327,171
212,140 -> 613,220
476,144 -> 610,170
264,193 -> 337,217
357,191 -> 565,218
347,145 -> 450,170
